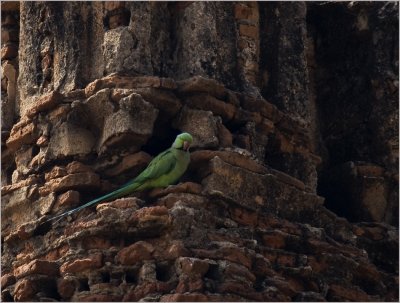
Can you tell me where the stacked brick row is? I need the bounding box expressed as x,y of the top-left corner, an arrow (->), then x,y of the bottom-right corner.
1,74 -> 398,301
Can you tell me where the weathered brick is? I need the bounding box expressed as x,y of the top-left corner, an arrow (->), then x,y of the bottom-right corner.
1,273 -> 16,288
129,206 -> 170,227
161,293 -> 209,302
6,118 -> 37,151
57,278 -> 75,299
185,94 -> 236,122
56,190 -> 80,208
104,1 -> 125,11
14,259 -> 59,279
60,254 -> 103,274
177,257 -> 210,277
46,172 -> 100,193
116,241 -> 154,265
26,91 -> 63,118
14,278 -> 36,301
328,284 -> 371,301
239,24 -> 258,39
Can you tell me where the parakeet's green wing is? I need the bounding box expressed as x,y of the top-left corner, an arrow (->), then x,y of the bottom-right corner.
128,149 -> 178,185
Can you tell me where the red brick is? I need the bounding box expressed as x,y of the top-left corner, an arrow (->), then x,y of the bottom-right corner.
178,257 -> 209,277
231,207 -> 258,226
185,94 -> 236,122
1,2 -> 19,11
14,259 -> 59,278
66,161 -> 93,174
328,284 -> 371,301
218,281 -> 263,301
116,241 -> 154,265
46,172 -> 100,193
1,273 -> 16,288
221,247 -> 252,269
44,245 -> 69,262
76,294 -> 122,301
6,118 -> 37,151
26,91 -> 63,118
98,197 -> 140,210
56,190 -> 80,208
154,241 -> 190,260
262,232 -> 287,249
14,278 -> 37,301
57,278 -> 75,299
239,24 -> 259,40
60,254 -> 102,274
82,237 -> 112,250
161,293 -> 209,302
129,206 -> 170,226
225,262 -> 256,282
123,281 -> 174,301
234,4 -> 259,21
176,277 -> 204,293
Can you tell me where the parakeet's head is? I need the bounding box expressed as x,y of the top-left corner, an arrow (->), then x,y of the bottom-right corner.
172,132 -> 193,151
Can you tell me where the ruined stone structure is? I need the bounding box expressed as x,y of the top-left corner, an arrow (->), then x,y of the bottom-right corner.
1,2 -> 398,302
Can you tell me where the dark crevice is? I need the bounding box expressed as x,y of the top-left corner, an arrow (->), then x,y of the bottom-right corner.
78,278 -> 90,291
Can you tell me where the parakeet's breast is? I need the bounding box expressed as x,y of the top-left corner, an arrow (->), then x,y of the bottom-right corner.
146,149 -> 190,188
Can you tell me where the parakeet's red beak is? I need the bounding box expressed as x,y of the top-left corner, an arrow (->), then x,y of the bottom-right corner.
183,141 -> 190,151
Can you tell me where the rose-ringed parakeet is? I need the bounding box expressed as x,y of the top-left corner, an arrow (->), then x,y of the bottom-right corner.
47,132 -> 193,223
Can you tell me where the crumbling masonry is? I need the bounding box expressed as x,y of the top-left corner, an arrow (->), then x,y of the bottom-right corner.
1,2 -> 398,302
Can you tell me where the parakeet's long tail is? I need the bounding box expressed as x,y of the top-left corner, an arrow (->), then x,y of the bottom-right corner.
46,182 -> 140,224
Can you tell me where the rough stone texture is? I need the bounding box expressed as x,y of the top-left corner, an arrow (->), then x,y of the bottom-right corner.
1,2 -> 398,303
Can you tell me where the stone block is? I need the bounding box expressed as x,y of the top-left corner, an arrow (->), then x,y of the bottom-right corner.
47,122 -> 95,159
173,106 -> 219,149
83,88 -> 115,129
99,93 -> 158,152
103,27 -> 136,74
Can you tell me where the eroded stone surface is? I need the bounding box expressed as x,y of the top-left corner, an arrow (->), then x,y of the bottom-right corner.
1,3 -> 398,302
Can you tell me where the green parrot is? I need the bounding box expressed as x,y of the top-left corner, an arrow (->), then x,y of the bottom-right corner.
48,132 -> 193,223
